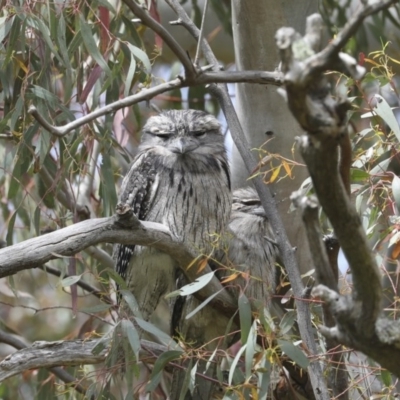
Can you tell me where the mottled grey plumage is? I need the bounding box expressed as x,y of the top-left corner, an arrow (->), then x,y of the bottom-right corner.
114,109 -> 231,323
220,186 -> 279,304
170,187 -> 279,399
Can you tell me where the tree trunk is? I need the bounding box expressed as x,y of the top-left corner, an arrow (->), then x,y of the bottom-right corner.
231,0 -> 318,274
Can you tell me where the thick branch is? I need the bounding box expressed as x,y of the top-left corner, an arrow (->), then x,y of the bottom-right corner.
0,331 -> 87,394
276,1 -> 400,379
0,339 -> 107,381
0,212 -> 236,315
122,0 -> 196,78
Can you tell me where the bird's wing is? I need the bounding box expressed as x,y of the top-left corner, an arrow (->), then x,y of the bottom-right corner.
114,151 -> 158,281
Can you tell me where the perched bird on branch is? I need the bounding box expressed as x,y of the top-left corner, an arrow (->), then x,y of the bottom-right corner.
170,187 -> 279,399
218,186 -> 279,304
113,109 -> 231,324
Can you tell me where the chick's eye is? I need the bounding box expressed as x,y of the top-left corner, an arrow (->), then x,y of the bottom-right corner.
192,131 -> 206,137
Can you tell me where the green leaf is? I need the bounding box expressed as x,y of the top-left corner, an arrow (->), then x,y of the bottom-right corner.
60,274 -> 82,287
277,339 -> 309,369
0,15 -> 15,44
91,332 -> 112,355
238,293 -> 252,344
134,318 -> 182,350
6,211 -> 17,246
126,43 -> 151,73
256,354 -> 271,400
27,16 -> 63,64
4,16 -> 21,66
33,206 -> 41,236
228,343 -> 247,385
10,96 -> 24,132
120,319 -> 141,360
370,157 -> 391,175
245,320 -> 257,380
146,350 -> 183,392
124,54 -> 136,97
80,304 -> 113,313
350,168 -> 369,183
166,271 -> 215,298
361,94 -> 400,142
188,361 -> 198,396
105,268 -> 128,290
185,288 -> 224,320
100,152 -> 118,216
120,289 -> 143,319
79,14 -> 112,77
279,310 -> 296,335
380,368 -> 392,387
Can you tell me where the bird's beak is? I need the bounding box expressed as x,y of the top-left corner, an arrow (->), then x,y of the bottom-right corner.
169,138 -> 199,154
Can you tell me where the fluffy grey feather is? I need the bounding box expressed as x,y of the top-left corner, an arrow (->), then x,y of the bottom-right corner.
170,187 -> 279,399
113,109 -> 231,323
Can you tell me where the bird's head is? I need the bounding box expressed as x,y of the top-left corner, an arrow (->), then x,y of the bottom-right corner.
139,109 -> 225,157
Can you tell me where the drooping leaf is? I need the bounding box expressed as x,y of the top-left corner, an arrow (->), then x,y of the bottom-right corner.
124,54 -> 136,97
60,274 -> 82,287
185,289 -> 224,320
277,339 -> 309,369
6,211 -> 17,246
146,350 -> 183,392
279,310 -> 296,335
100,152 -> 118,216
245,320 -> 257,380
361,94 -> 400,142
126,43 -> 151,74
228,343 -> 247,386
239,293 -> 252,344
166,271 -> 215,298
120,319 -> 141,360
135,317 -> 182,350
120,289 -> 144,319
79,14 -> 112,77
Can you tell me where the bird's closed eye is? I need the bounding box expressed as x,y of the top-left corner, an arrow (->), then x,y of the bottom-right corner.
191,131 -> 206,137
146,130 -> 174,139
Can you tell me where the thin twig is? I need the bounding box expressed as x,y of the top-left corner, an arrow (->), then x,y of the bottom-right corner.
29,71 -> 282,137
39,265 -> 114,305
194,0 -> 209,66
322,0 -> 398,61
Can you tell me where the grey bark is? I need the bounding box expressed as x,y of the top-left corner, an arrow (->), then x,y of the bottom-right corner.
231,0 -> 318,275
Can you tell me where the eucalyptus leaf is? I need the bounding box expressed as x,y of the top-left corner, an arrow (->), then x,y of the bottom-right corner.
166,271 -> 215,298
